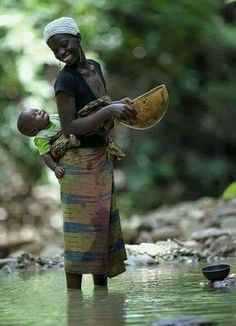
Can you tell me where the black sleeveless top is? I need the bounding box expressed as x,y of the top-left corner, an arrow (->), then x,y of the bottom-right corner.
54,59 -> 108,147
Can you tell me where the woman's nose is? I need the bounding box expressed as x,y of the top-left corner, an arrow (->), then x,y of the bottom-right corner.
58,48 -> 66,57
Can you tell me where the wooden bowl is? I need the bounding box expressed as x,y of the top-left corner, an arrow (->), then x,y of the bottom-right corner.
120,84 -> 169,130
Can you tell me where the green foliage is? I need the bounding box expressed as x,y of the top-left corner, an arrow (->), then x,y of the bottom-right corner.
0,0 -> 236,213
222,181 -> 236,200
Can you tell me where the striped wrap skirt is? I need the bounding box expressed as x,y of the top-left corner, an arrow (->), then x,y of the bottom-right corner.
58,147 -> 127,278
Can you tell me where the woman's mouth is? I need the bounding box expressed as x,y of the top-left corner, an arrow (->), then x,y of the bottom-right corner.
64,54 -> 72,63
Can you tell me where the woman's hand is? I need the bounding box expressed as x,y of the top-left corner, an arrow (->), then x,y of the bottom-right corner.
113,97 -> 133,105
107,102 -> 137,122
56,92 -> 136,136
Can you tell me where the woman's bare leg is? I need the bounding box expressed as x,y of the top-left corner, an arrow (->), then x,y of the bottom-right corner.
93,274 -> 108,286
65,272 -> 82,289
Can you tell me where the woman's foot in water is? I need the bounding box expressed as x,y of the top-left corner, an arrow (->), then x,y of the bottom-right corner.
93,274 -> 108,287
66,272 -> 82,289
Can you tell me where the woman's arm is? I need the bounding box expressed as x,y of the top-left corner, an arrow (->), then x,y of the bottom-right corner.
56,92 -> 136,137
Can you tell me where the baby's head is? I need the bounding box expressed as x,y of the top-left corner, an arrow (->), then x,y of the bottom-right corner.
17,108 -> 50,136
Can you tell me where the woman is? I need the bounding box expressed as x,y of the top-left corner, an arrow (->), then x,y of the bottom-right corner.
43,17 -> 136,289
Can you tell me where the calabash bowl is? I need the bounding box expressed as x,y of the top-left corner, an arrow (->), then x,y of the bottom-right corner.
120,84 -> 169,130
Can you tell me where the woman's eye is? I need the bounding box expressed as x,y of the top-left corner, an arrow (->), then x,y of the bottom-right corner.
61,41 -> 68,47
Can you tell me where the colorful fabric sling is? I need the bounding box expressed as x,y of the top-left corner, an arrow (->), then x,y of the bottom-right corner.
50,96 -> 125,161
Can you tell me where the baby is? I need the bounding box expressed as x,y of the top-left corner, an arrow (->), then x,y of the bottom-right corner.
17,108 -> 80,178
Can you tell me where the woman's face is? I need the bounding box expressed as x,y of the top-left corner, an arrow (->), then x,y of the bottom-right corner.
47,34 -> 80,65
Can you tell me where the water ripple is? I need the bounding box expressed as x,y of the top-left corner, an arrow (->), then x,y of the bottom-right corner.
0,260 -> 235,325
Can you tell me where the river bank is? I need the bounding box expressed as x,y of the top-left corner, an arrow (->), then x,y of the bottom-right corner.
123,196 -> 236,262
0,195 -> 236,275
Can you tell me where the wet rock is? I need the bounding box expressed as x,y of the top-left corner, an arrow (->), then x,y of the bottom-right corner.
136,230 -> 153,243
154,240 -> 180,258
200,274 -> 236,290
183,240 -> 199,249
125,240 -> 199,264
191,228 -> 229,240
215,205 -> 236,218
208,235 -> 235,256
122,197 -> 236,261
0,264 -> 16,275
0,258 -> 16,268
122,215 -> 143,243
220,216 -> 236,230
122,226 -> 138,243
151,226 -> 181,241
125,244 -> 140,256
40,243 -> 63,258
137,221 -> 154,233
125,254 -> 156,266
122,214 -> 143,230
2,183 -> 236,264
214,276 -> 236,289
152,315 -> 217,325
180,219 -> 203,239
0,252 -> 64,274
139,243 -> 160,257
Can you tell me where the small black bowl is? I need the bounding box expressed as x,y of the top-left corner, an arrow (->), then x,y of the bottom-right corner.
201,263 -> 231,282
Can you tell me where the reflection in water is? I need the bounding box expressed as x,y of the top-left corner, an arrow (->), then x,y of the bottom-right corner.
67,288 -> 125,326
0,260 -> 236,325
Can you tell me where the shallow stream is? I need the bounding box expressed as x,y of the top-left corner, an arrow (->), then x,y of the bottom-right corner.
0,259 -> 235,325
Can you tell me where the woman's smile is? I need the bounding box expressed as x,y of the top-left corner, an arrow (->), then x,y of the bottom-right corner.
63,53 -> 73,64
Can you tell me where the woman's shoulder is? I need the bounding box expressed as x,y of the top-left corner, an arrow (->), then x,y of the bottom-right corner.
56,66 -> 74,79
55,66 -> 76,86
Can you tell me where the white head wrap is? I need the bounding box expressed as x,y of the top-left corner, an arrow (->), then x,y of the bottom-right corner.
43,17 -> 80,43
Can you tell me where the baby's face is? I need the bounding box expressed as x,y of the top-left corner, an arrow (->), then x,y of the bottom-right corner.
23,109 -> 50,135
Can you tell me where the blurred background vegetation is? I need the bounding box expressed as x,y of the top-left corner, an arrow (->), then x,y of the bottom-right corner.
0,0 -> 236,219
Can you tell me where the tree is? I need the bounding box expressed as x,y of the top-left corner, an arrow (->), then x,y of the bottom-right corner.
0,0 -> 235,215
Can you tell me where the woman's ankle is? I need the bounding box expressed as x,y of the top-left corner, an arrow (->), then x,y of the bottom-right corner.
93,274 -> 108,286
66,272 -> 82,289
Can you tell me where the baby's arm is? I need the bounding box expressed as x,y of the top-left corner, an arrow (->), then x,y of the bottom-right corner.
42,153 -> 64,178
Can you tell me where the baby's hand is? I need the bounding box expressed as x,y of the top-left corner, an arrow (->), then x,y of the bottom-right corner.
54,166 -> 65,178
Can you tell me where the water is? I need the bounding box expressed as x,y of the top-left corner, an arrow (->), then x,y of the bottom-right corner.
0,260 -> 235,325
